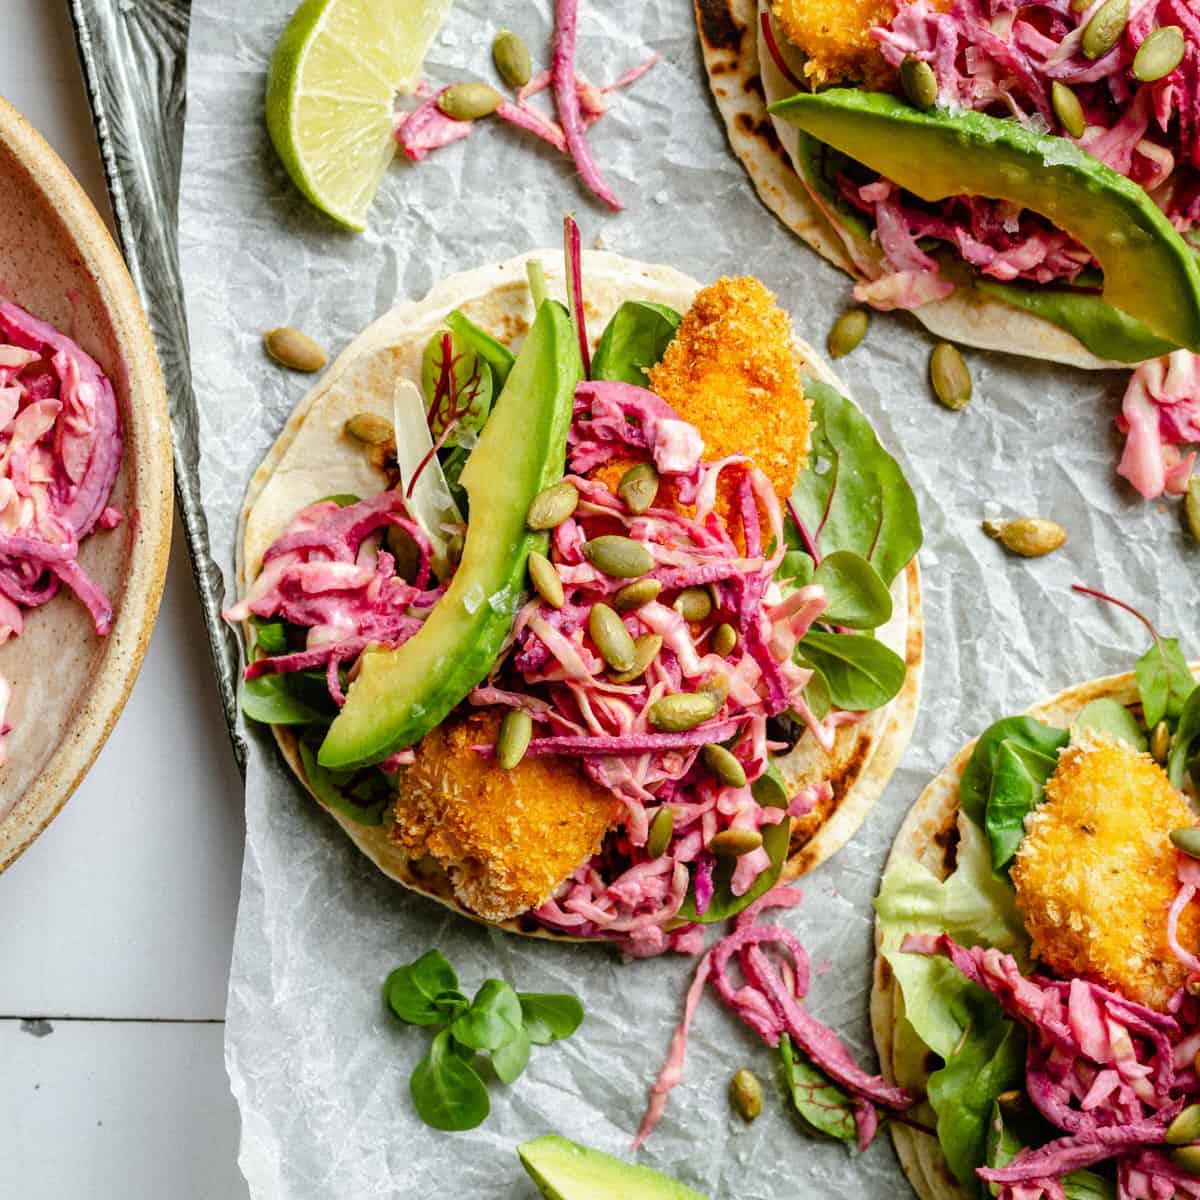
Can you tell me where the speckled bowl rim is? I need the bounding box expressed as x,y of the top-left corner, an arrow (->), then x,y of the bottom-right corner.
0,96 -> 173,872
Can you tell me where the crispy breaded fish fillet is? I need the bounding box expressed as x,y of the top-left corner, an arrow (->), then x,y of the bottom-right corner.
772,0 -> 899,90
1011,737 -> 1199,1011
390,711 -> 619,922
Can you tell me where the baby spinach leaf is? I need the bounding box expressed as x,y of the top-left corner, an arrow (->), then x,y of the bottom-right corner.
1169,685 -> 1200,789
959,717 -> 1069,832
1137,635 -> 1194,730
445,309 -> 515,388
384,950 -> 460,1026
984,738 -> 1062,871
590,301 -> 681,386
315,493 -> 361,507
249,618 -> 289,657
796,630 -> 906,712
491,1025 -> 532,1085
298,742 -> 387,826
241,674 -> 324,726
790,382 -> 922,588
800,667 -> 833,722
518,994 -> 584,1045
1071,698 -> 1147,752
812,550 -> 893,630
779,1033 -> 856,1142
986,1102 -> 1115,1200
776,549 -> 815,589
451,980 -> 524,1051
410,1030 -> 490,1131
421,330 -> 494,446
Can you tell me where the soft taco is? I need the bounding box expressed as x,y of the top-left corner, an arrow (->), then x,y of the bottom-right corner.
226,237 -> 924,955
697,0 -> 1200,371
872,590 -> 1200,1199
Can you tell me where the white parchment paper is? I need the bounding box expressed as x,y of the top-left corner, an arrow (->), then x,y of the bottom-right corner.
179,2 -> 1200,1196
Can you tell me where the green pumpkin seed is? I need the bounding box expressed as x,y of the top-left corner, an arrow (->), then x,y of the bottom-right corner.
618,462 -> 660,514
827,308 -> 869,360
528,550 -> 564,610
1188,979 -> 1200,998
1171,827 -> 1200,859
613,578 -> 663,611
699,673 -> 730,706
1081,0 -> 1129,61
264,327 -> 327,372
493,29 -> 532,89
1172,1146 -> 1200,1175
527,481 -> 578,530
1070,0 -> 1089,10
708,828 -> 764,857
1133,25 -> 1185,81
496,709 -> 533,770
437,82 -> 504,121
343,412 -> 393,445
1186,475 -> 1200,543
589,603 -> 636,673
712,622 -> 738,657
901,55 -> 938,111
648,692 -> 721,732
674,587 -> 714,622
1051,81 -> 1086,139
585,535 -> 655,578
1167,1104 -> 1200,1146
930,342 -> 972,410
701,743 -> 747,789
1151,719 -> 1172,764
646,806 -> 674,859
982,517 -> 1067,558
730,1069 -> 763,1122
610,634 -> 663,684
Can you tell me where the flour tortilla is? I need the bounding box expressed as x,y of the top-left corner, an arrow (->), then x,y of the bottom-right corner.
236,250 -> 925,937
696,0 -> 1127,371
869,667 -> 1189,1200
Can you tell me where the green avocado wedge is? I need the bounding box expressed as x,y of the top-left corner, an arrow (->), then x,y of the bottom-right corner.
318,301 -> 582,770
769,89 -> 1200,352
517,1135 -> 710,1200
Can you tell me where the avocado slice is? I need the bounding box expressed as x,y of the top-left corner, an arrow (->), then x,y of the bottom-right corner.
318,301 -> 582,769
517,1136 -> 710,1200
769,89 -> 1200,352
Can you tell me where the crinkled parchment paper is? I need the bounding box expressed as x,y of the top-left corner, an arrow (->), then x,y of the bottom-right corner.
179,2 -> 1200,1196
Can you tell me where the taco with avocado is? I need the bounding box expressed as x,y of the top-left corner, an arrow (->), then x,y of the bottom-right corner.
224,231 -> 924,955
871,587 -> 1200,1200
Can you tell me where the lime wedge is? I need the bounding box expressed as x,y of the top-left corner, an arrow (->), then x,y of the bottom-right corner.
266,0 -> 452,231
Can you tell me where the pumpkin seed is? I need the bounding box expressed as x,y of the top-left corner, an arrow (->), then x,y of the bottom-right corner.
527,481 -> 578,530
930,342 -> 972,410
496,709 -> 533,770
674,587 -> 714,622
437,82 -> 504,121
982,517 -> 1067,558
343,412 -> 393,445
730,1069 -> 763,1123
1188,979 -> 1200,998
1051,81 -> 1086,139
712,622 -> 738,657
699,673 -> 730,706
589,603 -> 636,673
1172,1146 -> 1200,1175
701,743 -> 747,789
264,327 -> 327,373
648,692 -> 721,732
584,535 -> 655,578
708,828 -> 764,857
901,55 -> 938,110
528,550 -> 564,609
618,462 -> 659,514
646,806 -> 674,859
1151,719 -> 1171,764
610,633 -> 663,684
492,29 -> 532,89
1167,1104 -> 1200,1145
1070,0 -> 1089,10
827,308 -> 869,360
1171,827 -> 1200,859
1081,0 -> 1129,61
1186,475 -> 1200,543
386,526 -> 421,583
1133,25 -> 1185,81
613,578 -> 663,611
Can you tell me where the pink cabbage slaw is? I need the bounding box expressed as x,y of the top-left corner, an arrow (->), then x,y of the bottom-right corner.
1117,350 -> 1200,498
899,841 -> 1200,1199
0,301 -> 124,763
634,885 -> 918,1149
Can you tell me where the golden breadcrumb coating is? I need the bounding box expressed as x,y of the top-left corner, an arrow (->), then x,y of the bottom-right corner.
772,0 -> 900,89
1011,737 -> 1199,1011
391,711 -> 619,922
647,276 -> 810,502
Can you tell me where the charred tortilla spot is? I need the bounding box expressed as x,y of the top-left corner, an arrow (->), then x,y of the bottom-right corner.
696,0 -> 745,53
744,72 -> 765,100
787,735 -> 872,871
933,813 -> 960,876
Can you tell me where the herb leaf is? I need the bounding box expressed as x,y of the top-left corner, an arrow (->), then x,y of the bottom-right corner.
812,550 -> 893,630
986,1100 -> 1115,1200
959,716 -> 1069,832
250,618 -> 289,656
779,1033 -> 856,1141
298,742 -> 387,826
777,550 -> 815,589
790,382 -> 922,588
451,980 -> 524,1051
796,630 -> 906,712
410,1030 -> 490,1132
421,330 -> 494,446
445,309 -> 515,388
1071,698 -> 1147,752
590,301 -> 681,386
983,738 -> 1062,871
1169,685 -> 1200,789
241,674 -> 323,726
491,1025 -> 532,1084
518,994 -> 585,1045
384,950 -> 460,1026
1137,636 -> 1194,730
